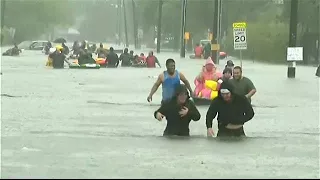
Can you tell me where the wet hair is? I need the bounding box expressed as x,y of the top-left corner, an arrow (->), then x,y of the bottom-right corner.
174,84 -> 190,98
130,50 -> 134,54
140,53 -> 144,56
223,67 -> 232,75
109,47 -> 114,51
100,43 -> 103,48
166,58 -> 175,66
124,48 -> 128,53
233,66 -> 242,72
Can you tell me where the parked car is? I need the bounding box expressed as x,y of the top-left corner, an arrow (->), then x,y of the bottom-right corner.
18,40 -> 49,51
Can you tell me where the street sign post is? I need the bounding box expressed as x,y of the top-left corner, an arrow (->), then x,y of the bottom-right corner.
233,22 -> 247,67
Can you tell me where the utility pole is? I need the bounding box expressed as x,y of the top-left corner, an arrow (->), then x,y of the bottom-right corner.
180,0 -> 187,58
215,0 -> 222,65
132,0 -> 138,49
118,0 -> 122,46
317,0 -> 320,64
156,0 -> 163,53
287,0 -> 298,78
1,0 -> 6,45
211,0 -> 219,64
116,0 -> 121,45
123,0 -> 129,48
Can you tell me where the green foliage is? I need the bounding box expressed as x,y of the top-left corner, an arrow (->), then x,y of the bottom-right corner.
225,22 -> 289,63
137,0 -> 318,64
3,0 -> 74,43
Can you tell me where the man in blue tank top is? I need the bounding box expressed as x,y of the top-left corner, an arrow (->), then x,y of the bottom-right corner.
147,59 -> 194,104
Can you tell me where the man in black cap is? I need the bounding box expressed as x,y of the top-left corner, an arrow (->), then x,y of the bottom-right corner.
206,81 -> 254,137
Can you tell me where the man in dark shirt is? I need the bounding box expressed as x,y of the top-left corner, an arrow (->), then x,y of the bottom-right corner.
49,46 -> 67,69
206,81 -> 254,137
119,48 -> 131,67
229,66 -> 256,103
154,84 -> 201,136
106,47 -> 119,68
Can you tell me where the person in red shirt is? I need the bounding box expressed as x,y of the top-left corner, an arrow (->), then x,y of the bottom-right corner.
146,51 -> 161,68
194,43 -> 203,58
138,53 -> 147,63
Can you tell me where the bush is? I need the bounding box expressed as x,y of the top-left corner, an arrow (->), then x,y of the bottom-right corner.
225,22 -> 291,63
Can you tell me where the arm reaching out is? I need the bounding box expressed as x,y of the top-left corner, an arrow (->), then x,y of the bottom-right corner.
147,74 -> 163,102
179,72 -> 194,96
206,99 -> 218,128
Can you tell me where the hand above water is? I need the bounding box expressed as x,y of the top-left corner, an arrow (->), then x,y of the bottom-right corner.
207,128 -> 214,137
156,112 -> 164,121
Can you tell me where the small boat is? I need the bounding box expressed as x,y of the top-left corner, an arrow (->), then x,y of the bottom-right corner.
96,58 -> 107,67
69,63 -> 101,69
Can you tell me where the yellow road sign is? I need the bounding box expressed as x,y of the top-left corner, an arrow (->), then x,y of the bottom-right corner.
184,32 -> 190,40
233,22 -> 247,28
211,44 -> 220,51
209,33 -> 213,40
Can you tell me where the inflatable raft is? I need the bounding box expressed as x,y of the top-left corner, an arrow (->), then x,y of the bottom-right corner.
69,63 -> 101,69
193,80 -> 221,105
96,58 -> 107,67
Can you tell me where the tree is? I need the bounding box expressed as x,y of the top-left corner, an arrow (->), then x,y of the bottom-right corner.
3,0 -> 74,43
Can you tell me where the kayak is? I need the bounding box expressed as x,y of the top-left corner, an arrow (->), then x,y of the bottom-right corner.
69,63 -> 101,69
96,58 -> 107,67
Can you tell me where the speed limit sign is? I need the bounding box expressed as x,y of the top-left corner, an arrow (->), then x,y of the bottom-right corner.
233,22 -> 247,50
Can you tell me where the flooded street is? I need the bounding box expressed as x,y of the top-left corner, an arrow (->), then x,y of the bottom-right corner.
1,50 -> 319,178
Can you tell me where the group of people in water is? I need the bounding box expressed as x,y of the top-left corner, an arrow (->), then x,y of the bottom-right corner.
147,58 -> 257,137
45,40 -> 162,69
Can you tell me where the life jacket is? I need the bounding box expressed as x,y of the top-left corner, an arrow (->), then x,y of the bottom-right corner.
146,56 -> 156,68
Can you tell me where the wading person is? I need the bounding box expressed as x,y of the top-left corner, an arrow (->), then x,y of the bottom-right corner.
229,66 -> 256,103
147,59 -> 193,104
154,84 -> 201,136
206,81 -> 254,137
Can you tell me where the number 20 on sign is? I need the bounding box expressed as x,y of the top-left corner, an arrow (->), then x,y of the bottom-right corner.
233,22 -> 247,50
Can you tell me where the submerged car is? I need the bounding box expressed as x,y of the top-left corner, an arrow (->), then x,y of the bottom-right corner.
18,40 -> 49,51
